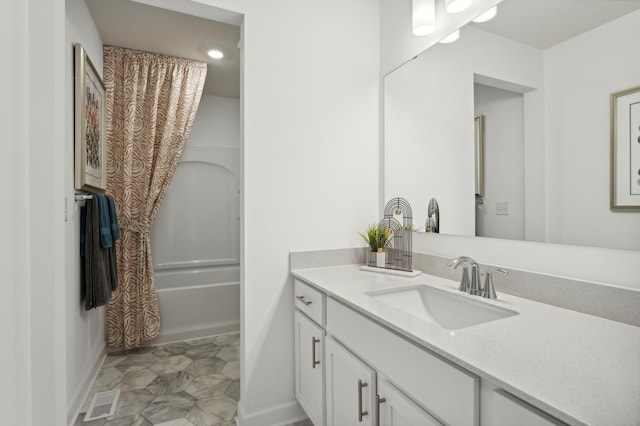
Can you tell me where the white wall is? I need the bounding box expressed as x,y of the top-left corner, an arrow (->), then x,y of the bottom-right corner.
188,94 -> 240,148
65,0 -> 107,421
474,84 -> 525,240
3,0 -> 68,424
242,3 -> 380,422
381,1 -> 640,291
1,1 -> 30,424
544,9 -> 640,250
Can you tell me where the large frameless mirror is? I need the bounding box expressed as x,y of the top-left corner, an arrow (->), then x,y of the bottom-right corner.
383,0 -> 640,250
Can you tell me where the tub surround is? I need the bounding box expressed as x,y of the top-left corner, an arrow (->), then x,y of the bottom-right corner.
149,94 -> 241,346
291,263 -> 640,426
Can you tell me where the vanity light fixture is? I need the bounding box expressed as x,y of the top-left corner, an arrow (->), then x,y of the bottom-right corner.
472,5 -> 498,23
440,29 -> 460,43
445,0 -> 471,14
412,0 -> 436,36
207,49 -> 224,59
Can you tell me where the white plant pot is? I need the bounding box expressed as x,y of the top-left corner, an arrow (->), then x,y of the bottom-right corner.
376,251 -> 386,268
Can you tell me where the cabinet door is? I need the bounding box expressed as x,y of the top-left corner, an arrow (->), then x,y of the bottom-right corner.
295,311 -> 324,426
490,390 -> 565,426
325,337 -> 376,426
377,379 -> 442,426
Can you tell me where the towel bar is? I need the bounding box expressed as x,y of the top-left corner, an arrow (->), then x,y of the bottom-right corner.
75,193 -> 93,201
75,193 -> 94,206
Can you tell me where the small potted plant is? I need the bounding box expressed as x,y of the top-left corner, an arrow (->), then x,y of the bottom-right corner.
358,223 -> 393,268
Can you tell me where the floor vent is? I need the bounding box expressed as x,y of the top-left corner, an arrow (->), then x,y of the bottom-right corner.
83,389 -> 120,422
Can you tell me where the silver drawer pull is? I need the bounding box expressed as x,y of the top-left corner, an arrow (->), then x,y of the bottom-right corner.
312,337 -> 320,368
376,395 -> 386,426
358,379 -> 368,421
296,295 -> 312,306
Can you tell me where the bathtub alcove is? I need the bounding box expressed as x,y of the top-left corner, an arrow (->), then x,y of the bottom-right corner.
151,144 -> 240,343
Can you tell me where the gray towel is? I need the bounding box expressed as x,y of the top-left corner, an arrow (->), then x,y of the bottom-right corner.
82,197 -> 118,309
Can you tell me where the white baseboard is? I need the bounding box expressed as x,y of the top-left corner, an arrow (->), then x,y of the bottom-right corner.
66,347 -> 107,426
236,398 -> 308,426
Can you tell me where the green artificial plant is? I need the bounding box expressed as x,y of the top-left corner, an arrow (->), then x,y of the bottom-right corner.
358,223 -> 393,253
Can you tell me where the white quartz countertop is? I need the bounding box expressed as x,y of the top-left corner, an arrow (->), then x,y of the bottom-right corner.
291,264 -> 640,426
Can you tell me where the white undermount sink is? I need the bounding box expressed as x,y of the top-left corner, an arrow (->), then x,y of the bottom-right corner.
367,284 -> 518,330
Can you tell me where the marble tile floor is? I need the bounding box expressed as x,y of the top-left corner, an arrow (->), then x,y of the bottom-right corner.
75,332 -> 313,426
74,332 -> 245,426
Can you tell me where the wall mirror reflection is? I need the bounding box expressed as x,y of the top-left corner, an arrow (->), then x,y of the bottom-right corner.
384,0 -> 640,250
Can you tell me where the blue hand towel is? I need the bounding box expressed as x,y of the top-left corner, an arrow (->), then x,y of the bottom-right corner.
95,194 -> 113,248
106,195 -> 120,241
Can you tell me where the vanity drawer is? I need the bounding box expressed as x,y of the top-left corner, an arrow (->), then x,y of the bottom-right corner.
294,279 -> 325,325
327,297 -> 479,426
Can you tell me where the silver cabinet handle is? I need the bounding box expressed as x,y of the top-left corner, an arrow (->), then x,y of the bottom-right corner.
312,337 -> 320,369
358,379 -> 368,422
375,395 -> 386,426
296,295 -> 312,306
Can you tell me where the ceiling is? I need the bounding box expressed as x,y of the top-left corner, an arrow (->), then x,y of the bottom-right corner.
85,0 -> 241,99
470,0 -> 640,49
84,0 -> 640,99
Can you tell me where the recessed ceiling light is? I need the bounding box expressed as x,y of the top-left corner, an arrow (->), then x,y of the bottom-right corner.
207,49 -> 224,59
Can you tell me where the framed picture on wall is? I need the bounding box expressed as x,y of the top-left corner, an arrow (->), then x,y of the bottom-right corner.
74,43 -> 106,193
611,85 -> 640,210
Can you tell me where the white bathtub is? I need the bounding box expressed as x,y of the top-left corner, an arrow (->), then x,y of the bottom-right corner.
152,266 -> 240,344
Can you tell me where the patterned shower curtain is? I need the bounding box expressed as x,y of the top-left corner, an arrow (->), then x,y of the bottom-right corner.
103,46 -> 207,349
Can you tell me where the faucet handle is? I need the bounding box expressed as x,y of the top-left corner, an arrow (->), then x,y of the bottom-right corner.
481,268 -> 507,299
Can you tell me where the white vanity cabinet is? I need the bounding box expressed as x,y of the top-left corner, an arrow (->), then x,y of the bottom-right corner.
294,280 -> 326,426
325,336 -> 376,426
377,378 -> 442,426
294,311 -> 324,426
291,264 -> 640,426
481,384 -> 566,426
293,276 -> 565,426
326,297 -> 478,426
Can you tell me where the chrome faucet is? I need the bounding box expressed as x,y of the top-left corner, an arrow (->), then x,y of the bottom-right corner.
447,256 -> 481,295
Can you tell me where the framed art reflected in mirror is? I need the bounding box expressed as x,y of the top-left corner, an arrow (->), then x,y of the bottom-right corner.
74,43 -> 106,193
474,114 -> 485,199
611,85 -> 640,210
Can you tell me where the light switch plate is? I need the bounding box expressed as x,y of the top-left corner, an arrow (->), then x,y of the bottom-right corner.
496,202 -> 509,215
